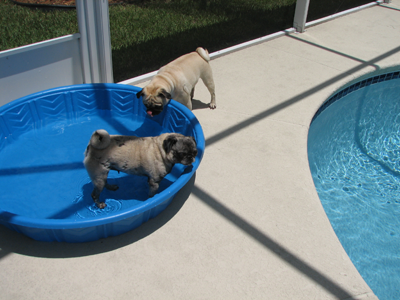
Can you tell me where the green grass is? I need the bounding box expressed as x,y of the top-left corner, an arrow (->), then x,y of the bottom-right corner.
0,1 -> 78,50
0,0 -> 372,82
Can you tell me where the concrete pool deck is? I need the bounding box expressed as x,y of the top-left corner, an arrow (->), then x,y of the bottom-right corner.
1,1 -> 400,299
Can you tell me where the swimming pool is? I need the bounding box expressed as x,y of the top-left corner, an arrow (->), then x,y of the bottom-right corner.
308,70 -> 400,300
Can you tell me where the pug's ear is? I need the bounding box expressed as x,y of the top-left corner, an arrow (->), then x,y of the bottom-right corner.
136,89 -> 144,99
159,89 -> 172,100
163,135 -> 177,153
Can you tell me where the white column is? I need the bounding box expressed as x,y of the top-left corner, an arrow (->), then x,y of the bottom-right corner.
293,0 -> 310,33
76,0 -> 114,83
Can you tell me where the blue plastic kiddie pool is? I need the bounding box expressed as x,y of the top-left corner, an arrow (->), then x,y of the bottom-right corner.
0,84 -> 204,242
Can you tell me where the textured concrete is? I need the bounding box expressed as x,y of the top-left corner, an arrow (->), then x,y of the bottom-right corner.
1,1 -> 400,299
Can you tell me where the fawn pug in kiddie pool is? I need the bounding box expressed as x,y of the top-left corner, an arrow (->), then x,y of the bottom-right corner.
84,130 -> 198,209
136,47 -> 216,117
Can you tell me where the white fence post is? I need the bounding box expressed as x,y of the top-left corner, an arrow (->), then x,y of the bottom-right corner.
293,0 -> 311,33
76,0 -> 114,83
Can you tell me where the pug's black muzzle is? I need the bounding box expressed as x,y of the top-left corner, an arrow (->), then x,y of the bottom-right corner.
146,104 -> 164,116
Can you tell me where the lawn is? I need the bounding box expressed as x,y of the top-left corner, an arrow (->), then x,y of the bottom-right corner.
0,0 -> 372,82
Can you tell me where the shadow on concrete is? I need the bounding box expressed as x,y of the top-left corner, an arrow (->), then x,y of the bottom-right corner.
205,44 -> 400,147
378,3 -> 400,12
287,34 -> 380,68
192,185 -> 354,299
192,98 -> 211,110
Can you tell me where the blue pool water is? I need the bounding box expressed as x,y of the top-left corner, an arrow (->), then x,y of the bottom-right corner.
308,71 -> 400,300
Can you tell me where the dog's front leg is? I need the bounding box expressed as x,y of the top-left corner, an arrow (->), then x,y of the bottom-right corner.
91,188 -> 107,209
147,177 -> 160,197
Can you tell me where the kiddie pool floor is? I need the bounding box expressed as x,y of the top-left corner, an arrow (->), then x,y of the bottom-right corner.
1,1 -> 400,299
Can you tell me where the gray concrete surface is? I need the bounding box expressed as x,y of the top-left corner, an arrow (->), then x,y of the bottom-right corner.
1,1 -> 400,299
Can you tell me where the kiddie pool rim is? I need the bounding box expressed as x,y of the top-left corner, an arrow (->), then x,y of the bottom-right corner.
0,83 -> 205,231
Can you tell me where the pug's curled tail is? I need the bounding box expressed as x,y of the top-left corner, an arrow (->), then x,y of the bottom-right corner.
196,47 -> 210,62
89,129 -> 111,150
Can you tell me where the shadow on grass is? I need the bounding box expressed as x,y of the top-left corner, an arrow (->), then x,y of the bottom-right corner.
112,0 -> 373,82
112,2 -> 296,82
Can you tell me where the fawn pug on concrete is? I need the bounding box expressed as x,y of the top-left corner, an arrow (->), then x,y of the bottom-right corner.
137,47 -> 216,116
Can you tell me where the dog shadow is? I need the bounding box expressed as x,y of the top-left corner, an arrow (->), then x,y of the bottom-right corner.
192,98 -> 210,110
85,174 -> 151,202
53,171 -> 179,220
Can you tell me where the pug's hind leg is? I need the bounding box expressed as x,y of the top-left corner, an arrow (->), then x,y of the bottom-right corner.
190,87 -> 195,100
201,69 -> 216,109
90,172 -> 109,209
